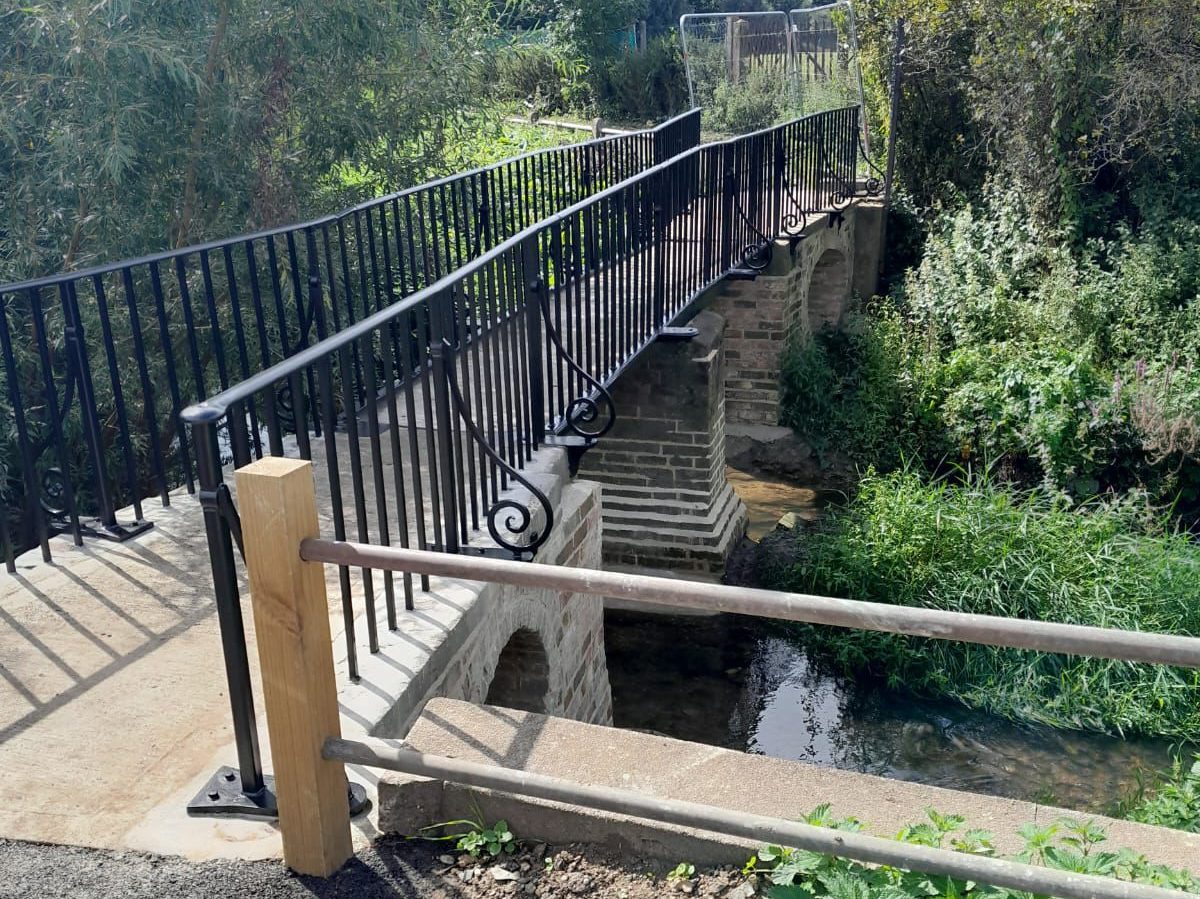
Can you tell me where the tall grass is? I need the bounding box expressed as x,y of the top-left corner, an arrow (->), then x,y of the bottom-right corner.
761,469 -> 1200,738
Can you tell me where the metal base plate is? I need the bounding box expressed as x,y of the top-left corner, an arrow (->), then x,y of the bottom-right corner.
727,268 -> 760,281
187,766 -> 370,819
657,326 -> 699,341
187,767 -> 278,818
80,517 -> 154,543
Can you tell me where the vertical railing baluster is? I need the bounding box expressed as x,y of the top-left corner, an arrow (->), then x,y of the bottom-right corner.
92,275 -> 143,523
428,290 -> 459,553
191,413 -> 266,801
149,261 -> 194,491
0,294 -> 51,562
521,238 -> 547,447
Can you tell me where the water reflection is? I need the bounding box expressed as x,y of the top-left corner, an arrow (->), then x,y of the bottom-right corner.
605,609 -> 1181,813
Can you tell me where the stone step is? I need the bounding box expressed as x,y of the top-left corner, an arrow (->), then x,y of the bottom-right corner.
380,698 -> 1200,870
601,485 -> 746,541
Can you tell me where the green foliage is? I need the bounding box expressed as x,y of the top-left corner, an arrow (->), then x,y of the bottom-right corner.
666,862 -> 696,881
854,0 -> 1200,232
781,187 -> 1200,504
1123,756 -> 1200,834
779,308 -> 936,469
456,818 -> 518,858
595,37 -> 689,123
0,0 -> 497,281
705,66 -> 786,135
418,815 -> 518,858
744,806 -> 1198,898
762,469 -> 1200,738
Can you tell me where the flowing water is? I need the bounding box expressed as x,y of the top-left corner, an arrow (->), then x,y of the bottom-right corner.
603,463 -> 1183,814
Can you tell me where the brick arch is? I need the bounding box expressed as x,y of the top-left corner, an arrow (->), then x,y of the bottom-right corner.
485,627 -> 551,714
807,247 -> 850,331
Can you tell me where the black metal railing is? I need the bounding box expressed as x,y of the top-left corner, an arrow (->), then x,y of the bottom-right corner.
178,106 -> 862,815
0,109 -> 702,570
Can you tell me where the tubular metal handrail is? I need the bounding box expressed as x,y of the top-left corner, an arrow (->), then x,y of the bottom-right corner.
305,542 -> 1200,899
0,109 -> 701,568
324,737 -> 1189,899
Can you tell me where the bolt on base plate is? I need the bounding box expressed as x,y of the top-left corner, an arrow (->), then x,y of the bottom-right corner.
187,766 -> 370,819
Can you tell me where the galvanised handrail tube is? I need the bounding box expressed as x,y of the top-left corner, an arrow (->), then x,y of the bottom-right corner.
0,109 -> 701,571
325,736 -> 1189,899
304,541 -> 1200,667
305,544 -> 1200,898
181,107 -> 860,809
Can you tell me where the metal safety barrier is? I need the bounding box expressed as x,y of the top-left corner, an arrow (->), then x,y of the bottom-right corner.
225,456 -> 1200,899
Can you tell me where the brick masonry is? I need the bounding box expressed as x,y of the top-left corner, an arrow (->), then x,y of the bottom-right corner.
575,310 -> 748,577
430,480 -> 613,726
705,204 -> 870,426
338,456 -> 613,741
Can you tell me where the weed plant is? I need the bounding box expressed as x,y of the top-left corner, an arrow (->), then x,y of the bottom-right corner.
746,806 -> 1197,897
1121,756 -> 1200,833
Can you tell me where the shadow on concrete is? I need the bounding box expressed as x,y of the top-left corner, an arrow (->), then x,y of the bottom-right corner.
0,518 -> 217,746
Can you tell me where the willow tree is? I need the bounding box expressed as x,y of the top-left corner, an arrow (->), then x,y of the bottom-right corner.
0,0 -> 495,283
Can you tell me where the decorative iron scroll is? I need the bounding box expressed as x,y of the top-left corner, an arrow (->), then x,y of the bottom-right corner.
533,281 -> 616,441
820,134 -> 885,211
726,167 -> 775,272
442,340 -> 553,559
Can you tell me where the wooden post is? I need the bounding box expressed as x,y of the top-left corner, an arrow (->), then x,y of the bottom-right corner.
729,18 -> 747,85
236,457 -> 351,876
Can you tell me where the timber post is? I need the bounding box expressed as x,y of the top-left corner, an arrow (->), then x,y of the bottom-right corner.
236,457 -> 352,876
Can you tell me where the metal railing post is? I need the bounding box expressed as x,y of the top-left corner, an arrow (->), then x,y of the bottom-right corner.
185,409 -> 273,817
60,283 -> 117,530
521,237 -> 547,447
428,293 -> 461,553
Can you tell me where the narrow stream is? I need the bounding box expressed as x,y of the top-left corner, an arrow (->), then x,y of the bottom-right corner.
604,463 -> 1181,815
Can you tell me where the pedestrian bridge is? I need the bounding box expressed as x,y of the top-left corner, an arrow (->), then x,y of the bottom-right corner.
0,107 -> 885,854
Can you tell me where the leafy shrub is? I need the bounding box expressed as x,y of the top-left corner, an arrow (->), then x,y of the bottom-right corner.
494,44 -> 589,115
705,66 -> 785,135
779,308 -> 940,469
1123,756 -> 1200,833
781,186 -> 1200,505
496,45 -> 564,107
762,469 -> 1200,738
745,806 -> 1198,897
595,37 -> 689,123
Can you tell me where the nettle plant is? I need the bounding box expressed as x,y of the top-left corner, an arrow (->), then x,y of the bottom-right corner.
743,806 -> 1197,898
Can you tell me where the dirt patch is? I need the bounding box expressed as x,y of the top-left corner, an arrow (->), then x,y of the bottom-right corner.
430,842 -> 750,899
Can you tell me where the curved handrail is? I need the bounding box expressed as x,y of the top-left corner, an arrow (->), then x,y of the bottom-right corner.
182,106 -> 853,424
0,109 -> 702,296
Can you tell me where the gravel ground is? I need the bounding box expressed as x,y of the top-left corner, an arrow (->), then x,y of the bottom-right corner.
0,837 -> 752,899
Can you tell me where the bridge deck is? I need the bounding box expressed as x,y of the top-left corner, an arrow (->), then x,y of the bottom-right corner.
0,422 -> 561,859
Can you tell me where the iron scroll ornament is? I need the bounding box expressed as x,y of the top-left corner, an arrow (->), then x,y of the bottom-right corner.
820,134 -> 885,211
531,278 -> 617,441
440,339 -> 554,559
725,167 -> 775,272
